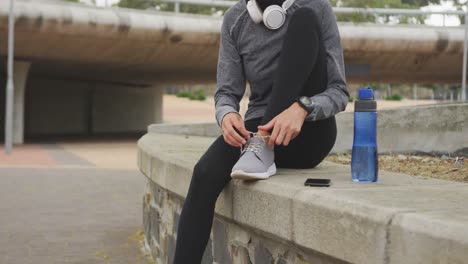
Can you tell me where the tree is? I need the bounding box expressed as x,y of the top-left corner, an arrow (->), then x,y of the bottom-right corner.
330,0 -> 442,8
117,0 -> 158,9
115,0 -> 457,23
329,0 -> 444,24
61,0 -> 98,4
117,0 -> 230,15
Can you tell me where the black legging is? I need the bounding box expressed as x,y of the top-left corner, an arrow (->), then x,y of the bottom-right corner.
174,8 -> 337,263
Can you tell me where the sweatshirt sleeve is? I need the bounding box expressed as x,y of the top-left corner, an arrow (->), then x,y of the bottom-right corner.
214,15 -> 247,127
305,0 -> 349,121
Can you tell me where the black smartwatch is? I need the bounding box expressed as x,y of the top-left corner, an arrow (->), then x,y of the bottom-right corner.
295,96 -> 314,115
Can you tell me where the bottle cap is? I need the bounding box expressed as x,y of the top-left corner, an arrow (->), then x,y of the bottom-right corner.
358,88 -> 374,100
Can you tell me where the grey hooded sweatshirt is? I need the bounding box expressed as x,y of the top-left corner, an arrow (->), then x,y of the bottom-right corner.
214,0 -> 349,127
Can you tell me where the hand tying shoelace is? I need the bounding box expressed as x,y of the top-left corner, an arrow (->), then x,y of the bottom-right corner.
240,131 -> 271,154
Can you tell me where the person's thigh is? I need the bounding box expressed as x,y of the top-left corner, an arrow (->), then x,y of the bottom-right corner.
274,117 -> 337,169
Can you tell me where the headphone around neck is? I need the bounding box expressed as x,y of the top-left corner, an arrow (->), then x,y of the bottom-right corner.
246,0 -> 296,30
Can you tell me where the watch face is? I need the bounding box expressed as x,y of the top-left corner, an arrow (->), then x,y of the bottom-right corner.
300,96 -> 312,106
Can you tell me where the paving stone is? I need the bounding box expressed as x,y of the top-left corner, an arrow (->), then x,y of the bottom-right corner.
173,210 -> 180,235
149,206 -> 160,244
150,243 -> 160,261
213,219 -> 231,264
150,180 -> 165,206
201,238 -> 214,264
276,256 -> 288,264
255,243 -> 273,264
143,195 -> 152,246
166,234 -> 176,264
232,245 -> 252,264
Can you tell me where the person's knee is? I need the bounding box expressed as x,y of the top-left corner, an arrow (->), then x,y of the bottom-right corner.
192,160 -> 211,186
192,159 -> 228,193
189,160 -> 229,203
287,7 -> 321,40
291,7 -> 319,20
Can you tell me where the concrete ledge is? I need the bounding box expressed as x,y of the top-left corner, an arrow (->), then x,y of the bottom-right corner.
389,209 -> 468,264
148,122 -> 221,137
138,130 -> 468,263
334,103 -> 468,154
148,103 -> 468,155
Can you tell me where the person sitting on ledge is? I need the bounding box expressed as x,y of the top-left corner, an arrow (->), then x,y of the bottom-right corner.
174,0 -> 349,262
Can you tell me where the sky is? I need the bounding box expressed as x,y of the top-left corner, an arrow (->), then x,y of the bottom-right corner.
422,0 -> 464,26
94,0 -> 120,6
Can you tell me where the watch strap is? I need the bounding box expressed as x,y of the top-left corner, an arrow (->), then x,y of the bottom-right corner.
295,96 -> 313,115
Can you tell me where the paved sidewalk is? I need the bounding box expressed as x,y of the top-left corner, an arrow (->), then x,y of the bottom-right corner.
161,94 -> 438,123
0,140 -> 138,170
0,141 -> 149,264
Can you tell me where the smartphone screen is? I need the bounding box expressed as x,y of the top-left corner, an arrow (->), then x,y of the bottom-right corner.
304,178 -> 331,187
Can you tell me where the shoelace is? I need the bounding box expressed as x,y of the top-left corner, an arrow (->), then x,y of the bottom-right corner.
240,131 -> 270,154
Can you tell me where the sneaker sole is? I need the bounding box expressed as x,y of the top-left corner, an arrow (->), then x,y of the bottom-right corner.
230,163 -> 277,180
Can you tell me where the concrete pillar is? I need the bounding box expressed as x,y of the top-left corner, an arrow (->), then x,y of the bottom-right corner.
153,86 -> 163,123
12,61 -> 31,144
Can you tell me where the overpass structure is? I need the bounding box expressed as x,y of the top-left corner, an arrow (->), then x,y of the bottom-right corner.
0,0 -> 466,143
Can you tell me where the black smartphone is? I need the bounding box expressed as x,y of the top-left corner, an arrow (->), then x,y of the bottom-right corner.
304,178 -> 331,187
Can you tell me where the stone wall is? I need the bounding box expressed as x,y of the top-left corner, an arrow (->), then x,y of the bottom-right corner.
138,108 -> 468,264
142,178 -> 345,264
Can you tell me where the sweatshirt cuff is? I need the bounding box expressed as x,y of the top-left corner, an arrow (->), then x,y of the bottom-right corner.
305,96 -> 325,121
216,105 -> 239,127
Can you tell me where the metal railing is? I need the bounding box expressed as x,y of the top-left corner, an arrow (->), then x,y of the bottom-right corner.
162,0 -> 465,26
333,7 -> 465,27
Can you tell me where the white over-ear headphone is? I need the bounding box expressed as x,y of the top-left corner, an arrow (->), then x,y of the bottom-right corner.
246,0 -> 296,30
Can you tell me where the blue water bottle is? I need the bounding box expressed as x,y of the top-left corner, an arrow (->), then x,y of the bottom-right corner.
351,88 -> 378,182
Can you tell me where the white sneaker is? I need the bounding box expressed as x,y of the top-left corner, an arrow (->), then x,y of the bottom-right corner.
230,135 -> 276,180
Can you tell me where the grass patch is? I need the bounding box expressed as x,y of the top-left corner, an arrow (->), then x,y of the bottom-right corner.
384,94 -> 402,101
176,89 -> 206,101
326,154 -> 467,183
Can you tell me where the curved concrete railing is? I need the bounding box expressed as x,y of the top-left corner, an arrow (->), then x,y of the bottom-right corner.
333,103 -> 468,155
137,112 -> 468,263
147,103 -> 468,155
1,0 -> 467,83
